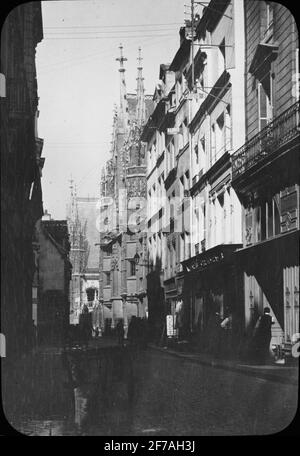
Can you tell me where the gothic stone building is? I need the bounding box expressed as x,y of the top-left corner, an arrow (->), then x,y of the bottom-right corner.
99,46 -> 153,336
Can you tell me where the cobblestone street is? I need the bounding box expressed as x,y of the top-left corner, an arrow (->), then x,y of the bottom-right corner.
1,0 -> 299,440
2,342 -> 298,436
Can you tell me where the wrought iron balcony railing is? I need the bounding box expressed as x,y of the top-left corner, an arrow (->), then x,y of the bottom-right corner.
232,101 -> 299,181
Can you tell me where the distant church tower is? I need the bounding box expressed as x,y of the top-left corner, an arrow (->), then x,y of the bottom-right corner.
98,45 -> 154,333
136,47 -> 146,127
116,43 -> 129,131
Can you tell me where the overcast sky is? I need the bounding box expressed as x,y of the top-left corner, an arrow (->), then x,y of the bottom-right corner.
36,0 -> 189,219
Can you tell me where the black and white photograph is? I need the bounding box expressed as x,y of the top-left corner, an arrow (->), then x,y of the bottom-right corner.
0,0 -> 299,438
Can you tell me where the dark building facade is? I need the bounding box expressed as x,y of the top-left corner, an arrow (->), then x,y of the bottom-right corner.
0,2 -> 44,358
231,1 -> 299,352
35,219 -> 72,344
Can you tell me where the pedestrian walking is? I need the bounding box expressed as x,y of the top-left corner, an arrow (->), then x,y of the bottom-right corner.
79,305 -> 92,349
251,307 -> 275,364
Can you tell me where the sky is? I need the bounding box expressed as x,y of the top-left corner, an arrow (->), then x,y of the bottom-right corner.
36,0 -> 189,219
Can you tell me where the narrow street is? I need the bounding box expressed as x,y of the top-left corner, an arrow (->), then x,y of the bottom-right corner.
1,0 -> 299,439
3,342 -> 298,436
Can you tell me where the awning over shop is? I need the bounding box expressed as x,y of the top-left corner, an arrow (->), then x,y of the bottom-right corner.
235,230 -> 299,328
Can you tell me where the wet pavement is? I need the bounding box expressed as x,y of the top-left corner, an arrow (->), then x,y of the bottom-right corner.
1,339 -> 298,436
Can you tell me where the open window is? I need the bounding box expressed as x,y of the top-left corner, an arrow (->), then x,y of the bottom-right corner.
258,72 -> 273,131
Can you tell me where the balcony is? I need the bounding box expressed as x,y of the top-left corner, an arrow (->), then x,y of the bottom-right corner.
232,101 -> 299,184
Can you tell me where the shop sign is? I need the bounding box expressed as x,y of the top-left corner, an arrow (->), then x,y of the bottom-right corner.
185,251 -> 225,272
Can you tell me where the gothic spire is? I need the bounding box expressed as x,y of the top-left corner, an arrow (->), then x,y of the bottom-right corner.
68,175 -> 75,221
116,43 -> 128,129
136,46 -> 146,126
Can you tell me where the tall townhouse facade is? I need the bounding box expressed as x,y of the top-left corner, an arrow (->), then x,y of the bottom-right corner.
98,46 -> 153,336
142,63 -> 176,337
165,26 -> 193,334
143,2 -> 246,346
231,1 -> 299,352
1,3 -> 44,358
180,0 -> 246,350
178,0 -> 246,352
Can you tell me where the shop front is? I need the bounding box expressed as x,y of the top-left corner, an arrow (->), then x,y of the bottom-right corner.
182,244 -> 243,356
236,229 -> 299,353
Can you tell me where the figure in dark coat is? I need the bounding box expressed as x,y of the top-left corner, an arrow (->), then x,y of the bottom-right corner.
79,305 -> 92,348
252,307 -> 274,364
